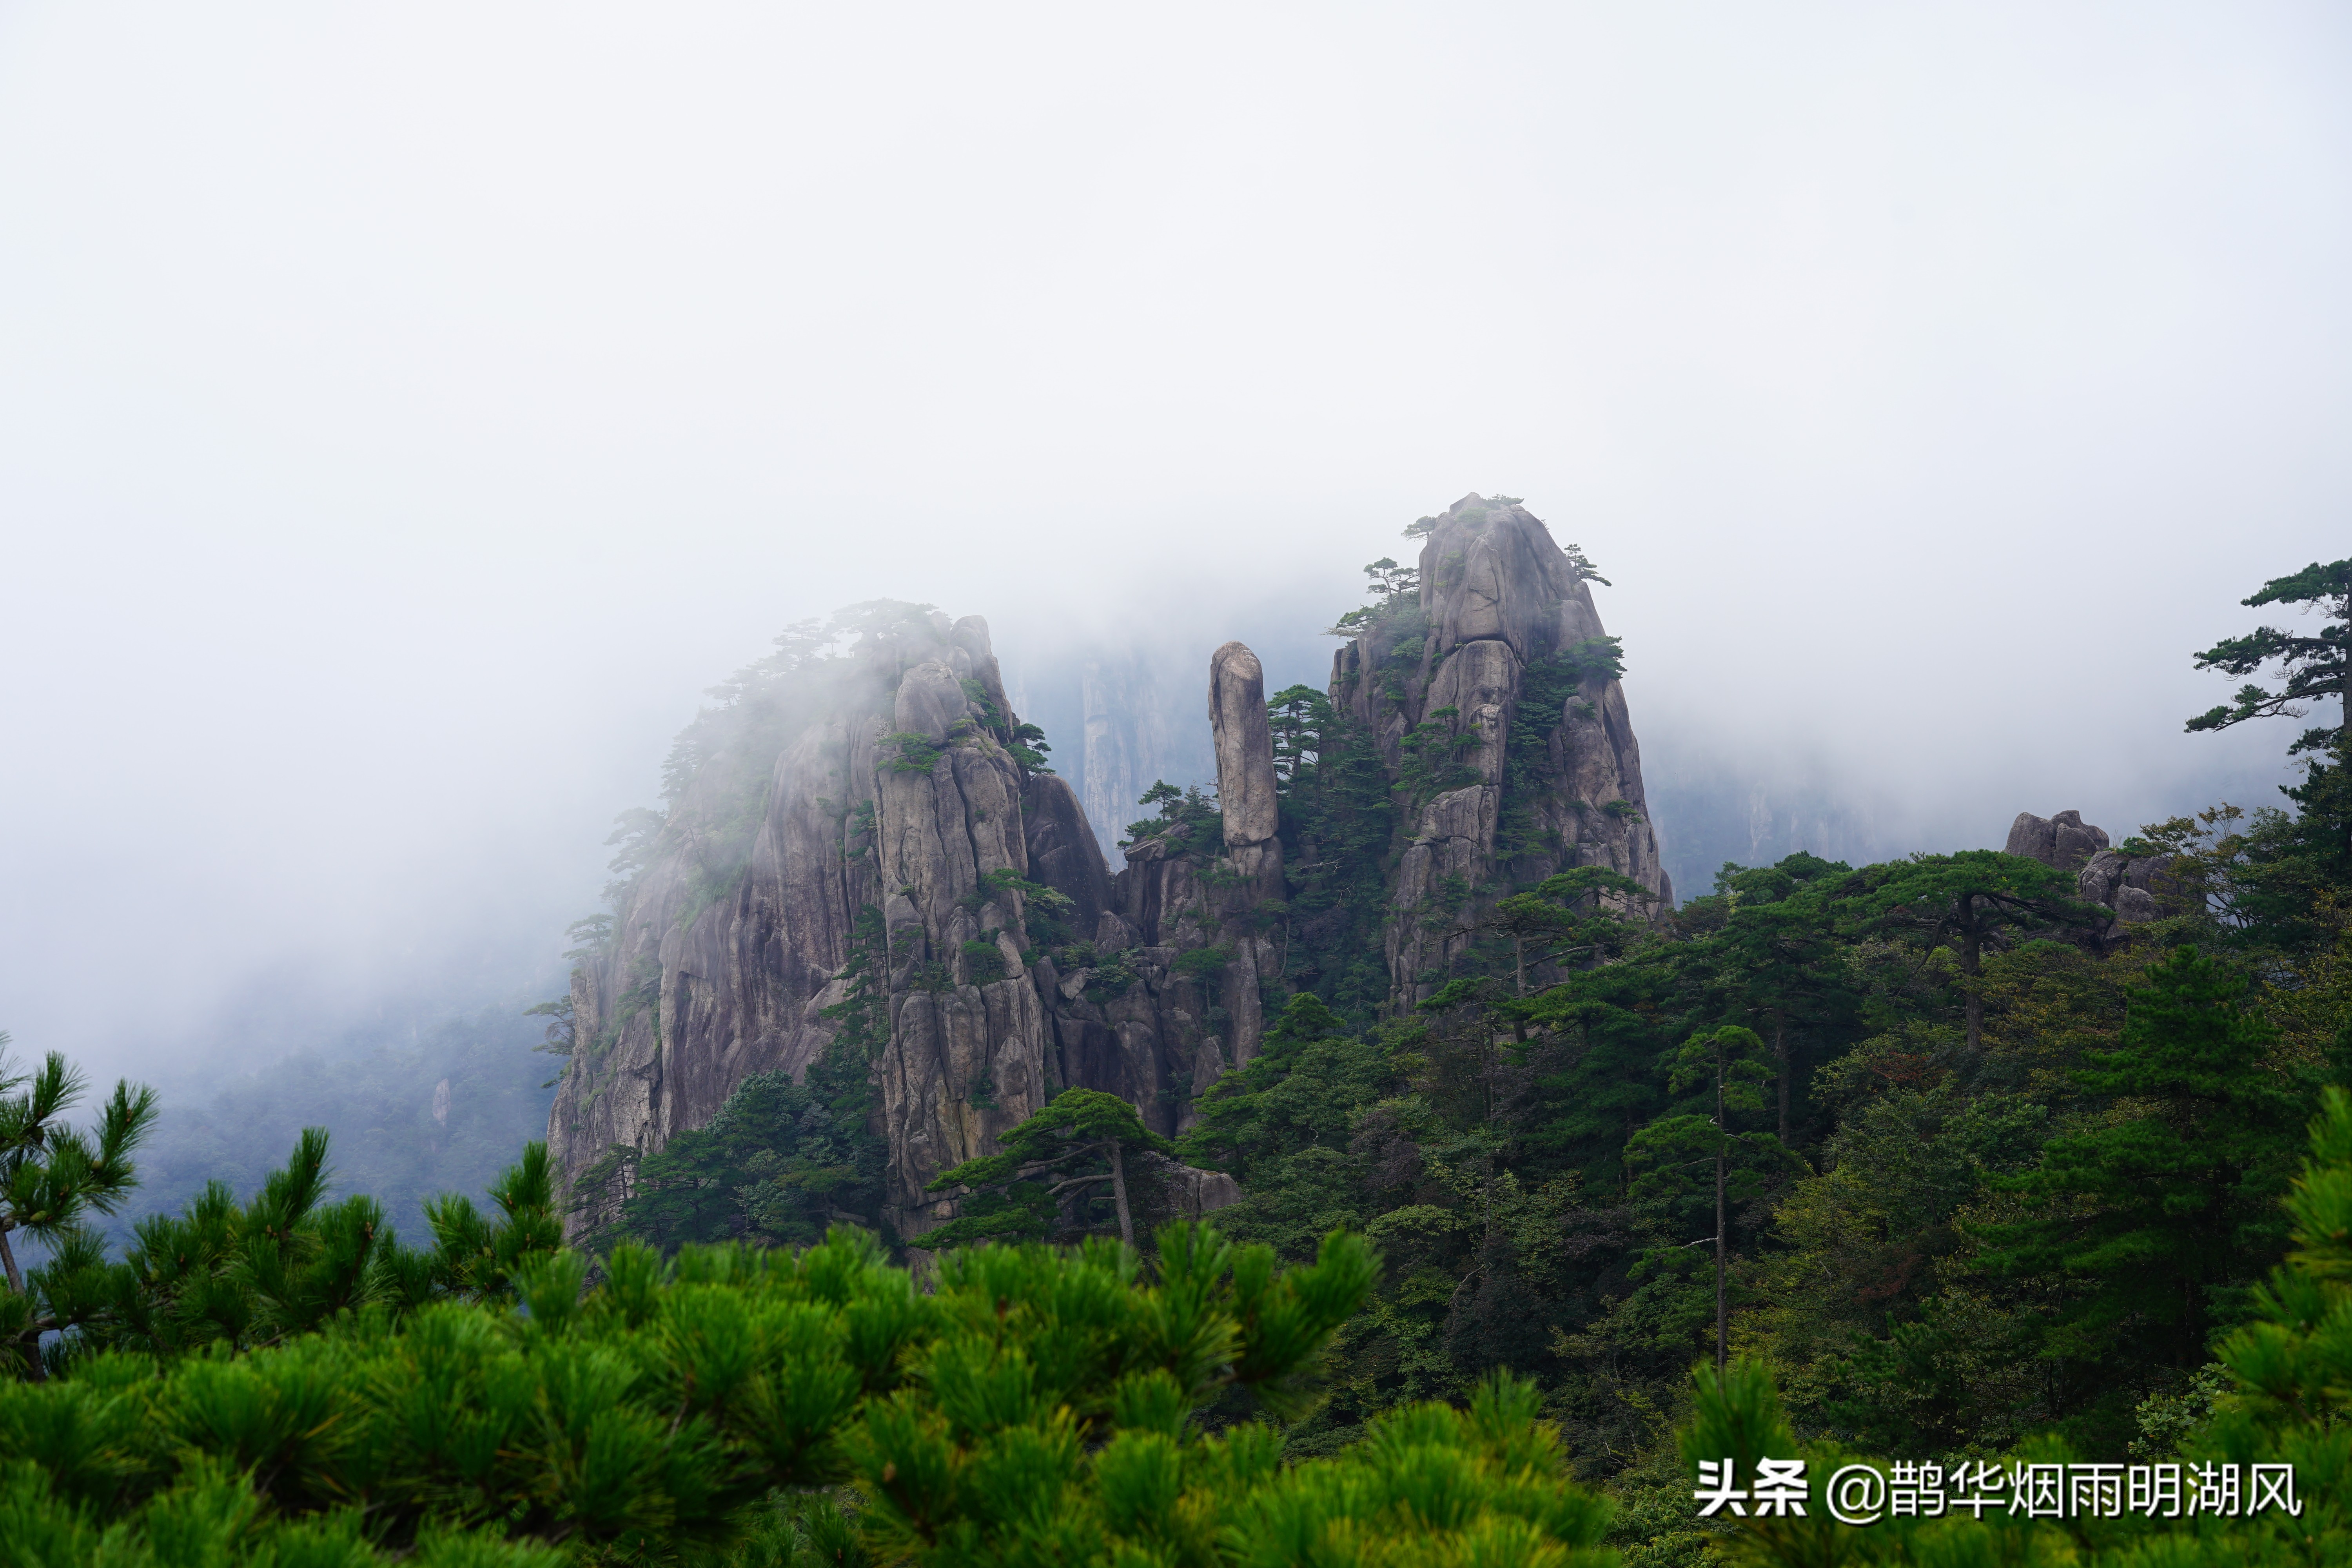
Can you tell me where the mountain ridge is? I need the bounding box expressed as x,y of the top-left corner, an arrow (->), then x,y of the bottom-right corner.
549,494 -> 1672,1242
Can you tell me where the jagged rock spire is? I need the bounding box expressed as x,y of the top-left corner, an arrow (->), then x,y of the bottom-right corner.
550,495 -> 1671,1241
1205,641 -> 1287,1071
1330,493 -> 1673,1005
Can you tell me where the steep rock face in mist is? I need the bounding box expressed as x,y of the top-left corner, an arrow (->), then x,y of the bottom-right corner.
1077,653 -> 1210,861
1328,494 -> 1673,1005
1208,640 -> 1287,1066
552,495 -> 1675,1239
1020,641 -> 1289,1143
551,613 -> 1285,1241
550,610 -> 1056,1240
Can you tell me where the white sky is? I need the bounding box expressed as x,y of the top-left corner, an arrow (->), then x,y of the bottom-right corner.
2,3 -> 2346,1076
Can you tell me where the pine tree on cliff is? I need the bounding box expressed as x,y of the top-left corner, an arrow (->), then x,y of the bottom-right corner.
2186,556 -> 2352,931
2187,557 -> 2350,757
924,1089 -> 1173,1249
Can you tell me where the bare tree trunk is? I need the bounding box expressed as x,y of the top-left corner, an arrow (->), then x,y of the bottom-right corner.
0,1227 -> 46,1382
1960,898 -> 1984,1055
1109,1142 -> 1134,1248
1715,1069 -> 1728,1376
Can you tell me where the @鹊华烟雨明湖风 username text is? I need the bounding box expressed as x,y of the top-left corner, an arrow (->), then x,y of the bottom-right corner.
1693,1458 -> 2303,1526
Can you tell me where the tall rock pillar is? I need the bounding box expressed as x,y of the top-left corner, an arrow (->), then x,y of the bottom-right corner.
1208,641 -> 1286,1069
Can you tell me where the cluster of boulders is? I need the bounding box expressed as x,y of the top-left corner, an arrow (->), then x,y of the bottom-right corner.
2004,808 -> 2176,927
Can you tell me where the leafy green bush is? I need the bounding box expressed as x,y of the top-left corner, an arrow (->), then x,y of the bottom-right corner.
0,1040 -> 153,1316
960,939 -> 1009,984
1394,709 -> 1482,808
1122,780 -> 1224,857
1172,945 -> 1236,982
1263,686 -> 1397,1024
1083,949 -> 1140,1002
981,868 -> 1076,949
1010,720 -> 1055,775
880,731 -> 943,774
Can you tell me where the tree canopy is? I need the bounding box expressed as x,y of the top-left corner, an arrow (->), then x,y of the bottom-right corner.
925,1089 -> 1175,1249
2187,556 -> 2350,755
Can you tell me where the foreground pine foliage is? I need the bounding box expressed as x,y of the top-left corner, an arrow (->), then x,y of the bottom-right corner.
0,1214 -> 1615,1566
1681,1087 -> 2352,1567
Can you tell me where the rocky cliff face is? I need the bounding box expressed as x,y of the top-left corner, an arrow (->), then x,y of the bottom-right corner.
1326,494 -> 1673,1005
1076,652 -> 1213,861
551,608 -> 1293,1242
547,608 -> 1047,1241
551,495 -> 1673,1240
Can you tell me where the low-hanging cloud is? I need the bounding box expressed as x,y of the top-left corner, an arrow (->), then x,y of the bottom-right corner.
0,2 -> 2344,1083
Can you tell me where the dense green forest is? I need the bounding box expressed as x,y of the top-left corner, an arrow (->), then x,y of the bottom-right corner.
524,556 -> 2350,1563
4,1080 -> 2350,1564
1,558 -> 2345,1564
1185,554 -> 2352,1552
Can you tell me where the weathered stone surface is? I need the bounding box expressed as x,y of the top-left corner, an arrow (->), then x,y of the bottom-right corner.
1149,1156 -> 1242,1218
951,615 -> 1015,731
894,660 -> 969,744
2076,842 -> 2176,926
2001,809 -> 2178,940
1210,642 -> 1280,847
1423,638 -> 1519,785
1022,773 -> 1114,934
2078,849 -> 2129,903
1425,496 -> 1578,665
553,619 -> 1054,1241
555,496 -> 1671,1242
2004,811 -> 2057,864
2009,809 -> 2110,870
1418,784 -> 1496,846
2051,809 -> 2109,869
546,706 -> 884,1228
1198,640 -> 1290,1076
554,608 -> 1295,1241
1334,493 -> 1673,1005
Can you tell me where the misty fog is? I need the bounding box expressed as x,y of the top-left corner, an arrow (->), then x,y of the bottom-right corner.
2,2 -> 2345,1105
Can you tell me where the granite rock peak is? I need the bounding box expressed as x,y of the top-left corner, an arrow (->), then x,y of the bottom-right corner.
550,497 -> 1678,1244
